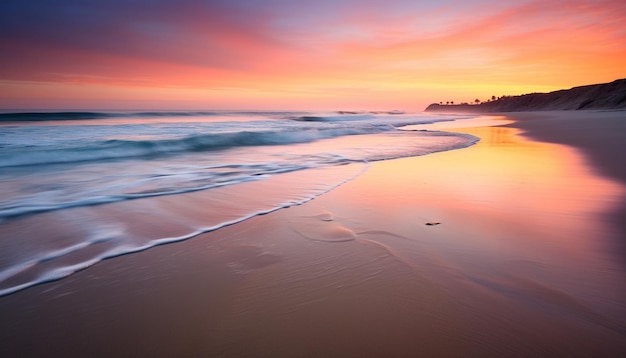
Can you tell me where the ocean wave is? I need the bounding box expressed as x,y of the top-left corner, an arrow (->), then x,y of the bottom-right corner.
0,174 -> 267,219
0,131 -> 477,221
0,111 -> 225,122
0,163 -> 370,297
291,114 -> 376,122
0,111 -> 120,121
0,110 -> 314,122
0,126 -> 383,168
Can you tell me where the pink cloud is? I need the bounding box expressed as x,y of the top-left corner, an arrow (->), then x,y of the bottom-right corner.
1,0 -> 625,109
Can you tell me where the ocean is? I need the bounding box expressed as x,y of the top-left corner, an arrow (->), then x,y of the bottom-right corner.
0,110 -> 477,296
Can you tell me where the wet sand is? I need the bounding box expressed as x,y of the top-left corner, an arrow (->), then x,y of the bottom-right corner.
505,110 -> 626,261
1,111 -> 625,357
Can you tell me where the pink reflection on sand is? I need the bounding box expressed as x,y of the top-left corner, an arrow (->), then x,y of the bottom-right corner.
317,119 -> 625,325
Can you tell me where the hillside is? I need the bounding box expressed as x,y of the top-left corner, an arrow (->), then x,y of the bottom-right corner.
425,78 -> 626,112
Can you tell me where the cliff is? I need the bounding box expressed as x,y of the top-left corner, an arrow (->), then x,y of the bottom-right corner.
425,78 -> 626,113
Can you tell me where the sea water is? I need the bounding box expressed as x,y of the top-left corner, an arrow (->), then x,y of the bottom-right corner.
0,110 -> 477,296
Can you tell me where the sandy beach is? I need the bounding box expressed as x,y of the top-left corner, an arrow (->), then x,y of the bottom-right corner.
1,110 -> 625,357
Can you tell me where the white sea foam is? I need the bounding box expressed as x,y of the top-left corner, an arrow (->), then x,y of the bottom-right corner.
0,111 -> 479,296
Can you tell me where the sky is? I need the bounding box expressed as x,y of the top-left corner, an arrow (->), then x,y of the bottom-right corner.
1,0 -> 625,111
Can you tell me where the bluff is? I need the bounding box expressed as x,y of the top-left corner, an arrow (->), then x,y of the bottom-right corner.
425,78 -> 626,112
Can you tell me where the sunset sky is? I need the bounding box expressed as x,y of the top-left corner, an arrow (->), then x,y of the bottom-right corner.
1,0 -> 625,111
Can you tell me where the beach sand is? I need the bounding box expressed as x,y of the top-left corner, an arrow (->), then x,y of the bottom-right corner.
1,111 -> 625,357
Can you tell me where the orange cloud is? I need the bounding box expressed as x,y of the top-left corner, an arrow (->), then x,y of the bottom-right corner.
1,0 -> 625,110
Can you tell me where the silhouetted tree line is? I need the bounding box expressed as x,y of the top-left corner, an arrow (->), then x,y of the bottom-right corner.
437,95 -> 513,105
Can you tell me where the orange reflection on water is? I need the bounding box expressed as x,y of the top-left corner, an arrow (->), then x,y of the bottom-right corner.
319,120 -> 626,321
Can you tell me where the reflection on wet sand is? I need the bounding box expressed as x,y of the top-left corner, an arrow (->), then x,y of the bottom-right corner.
218,120 -> 626,356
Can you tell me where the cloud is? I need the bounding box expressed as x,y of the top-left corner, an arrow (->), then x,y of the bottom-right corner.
1,0 -> 625,109
0,0 -> 292,81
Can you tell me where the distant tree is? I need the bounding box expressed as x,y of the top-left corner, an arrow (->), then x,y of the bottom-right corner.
440,101 -> 443,105
446,101 -> 449,105
474,98 -> 480,104
491,95 -> 496,101
450,101 -> 454,105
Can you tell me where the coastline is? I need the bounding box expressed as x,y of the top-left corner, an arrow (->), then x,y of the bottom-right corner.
1,111 -> 625,357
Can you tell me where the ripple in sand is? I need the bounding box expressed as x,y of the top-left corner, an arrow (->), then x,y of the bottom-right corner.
290,211 -> 356,242
313,210 -> 334,222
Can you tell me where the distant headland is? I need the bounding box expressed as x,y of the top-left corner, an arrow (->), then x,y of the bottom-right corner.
425,78 -> 626,112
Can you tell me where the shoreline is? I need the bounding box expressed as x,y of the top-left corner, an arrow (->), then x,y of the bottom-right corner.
1,110 -> 625,357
